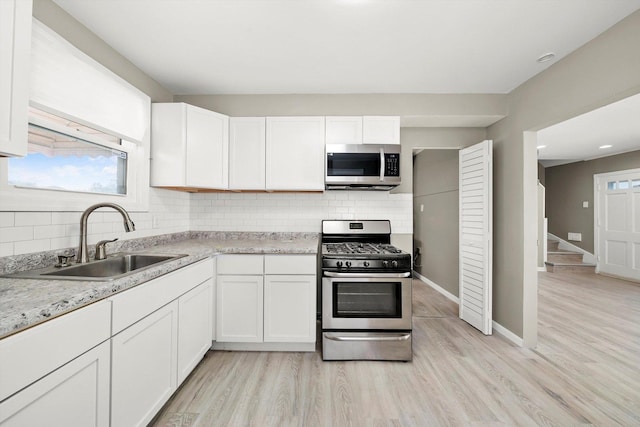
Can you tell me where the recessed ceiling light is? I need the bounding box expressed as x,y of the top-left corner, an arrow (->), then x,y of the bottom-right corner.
536,52 -> 556,63
599,144 -> 613,149
537,145 -> 547,149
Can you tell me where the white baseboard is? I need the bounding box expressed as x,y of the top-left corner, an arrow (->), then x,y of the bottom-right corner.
413,271 -> 524,347
537,266 -> 547,272
492,321 -> 524,347
548,233 -> 596,264
412,271 -> 459,303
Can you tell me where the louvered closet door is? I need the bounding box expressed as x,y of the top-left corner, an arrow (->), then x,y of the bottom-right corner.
459,140 -> 493,334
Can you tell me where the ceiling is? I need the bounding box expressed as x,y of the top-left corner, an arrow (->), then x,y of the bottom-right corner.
51,0 -> 640,163
537,93 -> 640,167
53,0 -> 640,95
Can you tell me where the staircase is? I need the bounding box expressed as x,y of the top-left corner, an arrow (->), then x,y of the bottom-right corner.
545,240 -> 596,273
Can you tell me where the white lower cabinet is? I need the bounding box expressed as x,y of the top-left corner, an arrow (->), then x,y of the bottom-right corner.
0,341 -> 110,427
0,258 -> 215,427
214,254 -> 316,351
111,300 -> 179,427
178,279 -> 213,383
264,275 -> 316,342
110,259 -> 214,427
217,275 -> 264,342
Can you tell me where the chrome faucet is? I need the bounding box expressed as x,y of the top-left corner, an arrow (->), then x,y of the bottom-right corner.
77,203 -> 135,263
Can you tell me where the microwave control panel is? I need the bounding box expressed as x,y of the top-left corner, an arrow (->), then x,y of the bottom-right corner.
385,154 -> 400,176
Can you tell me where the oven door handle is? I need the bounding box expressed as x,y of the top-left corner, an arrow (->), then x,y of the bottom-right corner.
325,333 -> 411,342
379,147 -> 385,182
323,271 -> 411,278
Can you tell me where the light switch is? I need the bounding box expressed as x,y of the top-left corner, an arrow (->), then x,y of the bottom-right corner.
582,201 -> 589,208
420,204 -> 424,212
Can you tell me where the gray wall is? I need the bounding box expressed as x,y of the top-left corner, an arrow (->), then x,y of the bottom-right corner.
413,150 -> 459,296
487,10 -> 640,346
407,128 -> 487,298
538,163 -> 546,186
545,150 -> 640,253
33,0 -> 173,102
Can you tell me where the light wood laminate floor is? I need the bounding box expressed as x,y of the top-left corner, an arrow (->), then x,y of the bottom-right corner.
151,273 -> 640,426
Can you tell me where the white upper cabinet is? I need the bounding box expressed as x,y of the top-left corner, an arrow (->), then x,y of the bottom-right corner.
0,0 -> 32,157
229,117 -> 266,190
363,116 -> 400,145
325,116 -> 400,145
151,103 -> 229,189
266,117 -> 325,191
325,116 -> 363,144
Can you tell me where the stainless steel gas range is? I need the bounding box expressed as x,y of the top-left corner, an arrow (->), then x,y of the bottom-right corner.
321,220 -> 412,361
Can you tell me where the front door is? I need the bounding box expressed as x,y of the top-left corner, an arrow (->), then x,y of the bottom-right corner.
595,169 -> 640,281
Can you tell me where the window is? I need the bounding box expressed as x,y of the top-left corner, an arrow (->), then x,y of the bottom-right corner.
8,109 -> 128,195
0,19 -> 150,212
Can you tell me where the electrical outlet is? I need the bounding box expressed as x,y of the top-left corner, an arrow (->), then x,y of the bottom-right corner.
152,215 -> 159,229
582,201 -> 589,208
568,232 -> 582,242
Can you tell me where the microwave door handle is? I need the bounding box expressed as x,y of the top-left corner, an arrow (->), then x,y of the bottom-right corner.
379,148 -> 385,181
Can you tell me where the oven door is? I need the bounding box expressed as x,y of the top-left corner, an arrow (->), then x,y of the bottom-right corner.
322,274 -> 412,330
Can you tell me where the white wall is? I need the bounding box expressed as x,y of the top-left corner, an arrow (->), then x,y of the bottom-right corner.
191,191 -> 412,234
0,189 -> 190,256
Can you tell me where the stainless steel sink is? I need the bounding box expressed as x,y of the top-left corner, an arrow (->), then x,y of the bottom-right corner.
3,253 -> 188,281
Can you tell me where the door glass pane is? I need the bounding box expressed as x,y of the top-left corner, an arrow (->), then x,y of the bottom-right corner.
633,179 -> 640,188
333,281 -> 401,318
608,181 -> 617,190
618,180 -> 630,190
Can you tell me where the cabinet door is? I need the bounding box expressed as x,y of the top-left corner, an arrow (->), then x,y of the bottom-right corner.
212,258 -> 217,342
177,279 -> 213,384
325,116 -> 363,144
229,117 -> 266,189
266,117 -> 325,190
186,105 -> 229,188
111,301 -> 178,427
0,0 -> 32,157
0,341 -> 110,427
363,116 -> 400,145
217,275 -> 264,342
264,275 -> 316,343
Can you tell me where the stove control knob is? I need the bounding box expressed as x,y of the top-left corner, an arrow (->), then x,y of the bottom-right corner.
336,261 -> 343,268
382,260 -> 389,268
345,261 -> 352,268
363,261 -> 370,267
391,260 -> 398,268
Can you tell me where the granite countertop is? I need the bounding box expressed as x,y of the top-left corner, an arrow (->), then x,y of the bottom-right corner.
0,232 -> 319,339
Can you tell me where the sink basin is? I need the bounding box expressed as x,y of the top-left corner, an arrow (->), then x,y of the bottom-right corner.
3,253 -> 188,281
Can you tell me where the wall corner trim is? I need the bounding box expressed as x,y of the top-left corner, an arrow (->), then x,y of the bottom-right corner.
413,271 -> 459,303
492,321 -> 524,347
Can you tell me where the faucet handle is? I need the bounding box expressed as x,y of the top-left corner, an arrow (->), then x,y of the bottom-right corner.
95,238 -> 118,261
55,254 -> 74,268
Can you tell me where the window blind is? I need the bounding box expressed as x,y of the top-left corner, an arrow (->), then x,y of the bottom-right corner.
29,19 -> 150,144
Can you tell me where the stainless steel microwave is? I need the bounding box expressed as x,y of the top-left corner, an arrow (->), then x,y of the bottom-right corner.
325,144 -> 401,190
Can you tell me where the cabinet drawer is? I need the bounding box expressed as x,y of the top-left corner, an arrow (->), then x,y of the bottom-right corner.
264,255 -> 316,275
217,255 -> 263,275
0,300 -> 111,402
110,258 -> 213,334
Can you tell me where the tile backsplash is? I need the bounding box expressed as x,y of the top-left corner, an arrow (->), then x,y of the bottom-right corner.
191,191 -> 412,234
0,189 -> 190,257
0,189 -> 412,257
